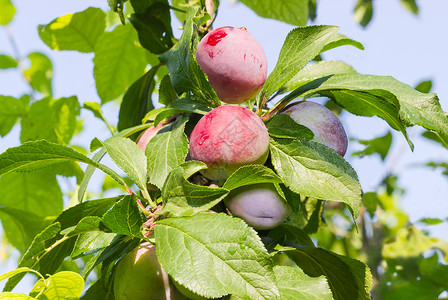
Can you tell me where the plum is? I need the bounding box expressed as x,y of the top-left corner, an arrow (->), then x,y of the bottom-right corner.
225,183 -> 290,230
114,242 -> 186,300
282,101 -> 348,156
196,26 -> 267,104
189,105 -> 270,181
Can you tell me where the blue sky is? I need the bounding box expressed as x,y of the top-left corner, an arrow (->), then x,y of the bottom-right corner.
1,0 -> 448,291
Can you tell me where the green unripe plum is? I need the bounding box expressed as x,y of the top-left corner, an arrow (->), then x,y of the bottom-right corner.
282,101 -> 348,156
114,242 -> 186,300
189,105 -> 270,181
224,183 -> 290,230
196,26 -> 267,104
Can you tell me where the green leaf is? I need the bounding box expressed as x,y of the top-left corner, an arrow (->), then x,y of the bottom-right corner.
418,217 -> 444,225
130,0 -> 174,54
280,61 -> 357,94
274,266 -> 333,300
155,213 -> 280,299
101,195 -> 143,238
146,115 -> 189,188
70,231 -> 116,259
158,75 -> 178,105
415,80 -> 432,93
0,54 -> 17,69
401,0 -> 419,15
102,137 -> 147,191
0,267 -> 42,283
0,140 -> 126,188
260,25 -> 363,101
268,224 -> 315,248
83,102 -> 114,133
239,0 -> 309,26
266,114 -> 314,140
38,7 -> 106,53
93,24 -> 147,103
298,74 -> 448,149
270,137 -> 362,218
352,131 -> 392,160
223,165 -> 283,190
161,167 -> 229,216
0,205 -> 52,252
159,6 -> 220,108
0,292 -> 36,299
3,222 -> 61,292
362,192 -> 378,216
382,226 -> 448,261
0,95 -> 27,137
23,52 -> 53,96
0,0 -> 15,25
60,216 -> 102,237
280,247 -> 372,300
354,0 -> 373,27
20,96 -> 80,145
77,124 -> 152,202
151,97 -> 210,126
31,271 -> 84,300
422,130 -> 448,149
117,66 -> 158,131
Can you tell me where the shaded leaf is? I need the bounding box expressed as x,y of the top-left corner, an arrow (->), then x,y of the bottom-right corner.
118,66 -> 158,131
130,0 -> 174,54
354,0 -> 373,27
159,6 -> 220,108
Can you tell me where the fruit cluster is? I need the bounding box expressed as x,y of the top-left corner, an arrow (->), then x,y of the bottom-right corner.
118,26 -> 348,299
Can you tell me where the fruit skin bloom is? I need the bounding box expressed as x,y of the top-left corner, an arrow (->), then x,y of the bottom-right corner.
196,26 -> 267,104
283,101 -> 348,156
189,105 -> 270,181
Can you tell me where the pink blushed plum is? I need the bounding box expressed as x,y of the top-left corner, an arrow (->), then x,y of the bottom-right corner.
189,105 -> 270,181
196,26 -> 267,104
136,122 -> 166,151
283,101 -> 348,156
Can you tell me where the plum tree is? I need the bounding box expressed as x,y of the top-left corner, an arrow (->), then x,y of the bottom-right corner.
224,183 -> 291,230
189,105 -> 270,181
114,242 -> 186,300
282,101 -> 348,156
196,26 -> 267,104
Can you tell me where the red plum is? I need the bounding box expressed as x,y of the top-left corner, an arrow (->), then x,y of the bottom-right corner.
189,105 -> 270,181
196,26 -> 267,104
